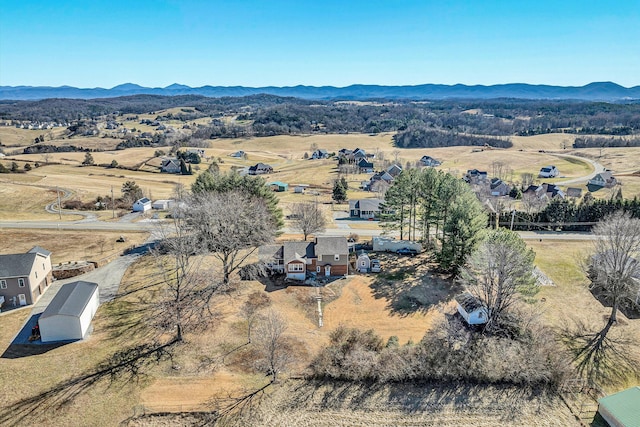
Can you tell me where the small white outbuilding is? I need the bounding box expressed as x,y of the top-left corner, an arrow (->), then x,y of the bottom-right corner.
455,293 -> 488,325
356,252 -> 371,272
39,281 -> 100,343
132,197 -> 151,212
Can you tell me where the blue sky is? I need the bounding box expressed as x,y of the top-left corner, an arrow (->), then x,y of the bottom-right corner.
1,0 -> 639,88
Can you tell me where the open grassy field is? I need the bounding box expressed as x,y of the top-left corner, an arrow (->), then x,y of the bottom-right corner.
0,229 -> 149,264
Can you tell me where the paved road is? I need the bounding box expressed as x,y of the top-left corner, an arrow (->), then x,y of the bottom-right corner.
0,220 -> 153,231
552,153 -> 606,186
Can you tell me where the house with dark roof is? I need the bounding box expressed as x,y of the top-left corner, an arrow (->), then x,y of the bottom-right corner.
455,293 -> 488,325
387,164 -> 403,177
538,165 -> 559,178
0,246 -> 52,308
260,237 -> 349,281
490,178 -> 510,196
160,158 -> 181,174
311,149 -> 329,159
463,169 -> 488,184
523,183 -> 565,200
357,158 -> 374,173
248,163 -> 273,175
419,155 -> 441,167
349,198 -> 385,219
39,281 -> 100,342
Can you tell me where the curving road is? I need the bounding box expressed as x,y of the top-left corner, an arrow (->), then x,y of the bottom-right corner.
550,153 -> 606,186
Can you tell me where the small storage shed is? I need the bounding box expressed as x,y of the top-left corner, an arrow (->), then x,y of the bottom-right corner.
356,252 -> 371,272
268,181 -> 289,192
133,197 -> 151,212
598,386 -> 640,427
39,281 -> 100,343
455,293 -> 488,325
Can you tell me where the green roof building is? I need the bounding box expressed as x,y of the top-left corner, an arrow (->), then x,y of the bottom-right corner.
598,386 -> 640,427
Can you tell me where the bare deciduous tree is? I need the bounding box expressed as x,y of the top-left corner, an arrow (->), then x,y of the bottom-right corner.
588,211 -> 640,328
254,310 -> 292,383
290,202 -> 326,240
187,191 -> 278,285
240,291 -> 272,343
520,172 -> 535,189
459,228 -> 537,332
151,215 -> 224,342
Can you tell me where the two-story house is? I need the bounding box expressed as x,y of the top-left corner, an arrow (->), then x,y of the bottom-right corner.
260,237 -> 349,281
0,246 -> 53,308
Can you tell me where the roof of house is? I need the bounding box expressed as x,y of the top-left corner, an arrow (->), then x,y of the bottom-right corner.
135,198 -> 151,204
387,164 -> 403,176
258,244 -> 284,261
358,158 -> 374,168
0,253 -> 38,278
371,171 -> 394,181
268,181 -> 288,187
283,242 -> 315,264
349,198 -> 384,211
40,281 -> 99,319
594,171 -> 615,181
598,386 -> 640,427
314,236 -> 348,257
28,246 -> 51,257
250,162 -> 272,170
455,293 -> 485,313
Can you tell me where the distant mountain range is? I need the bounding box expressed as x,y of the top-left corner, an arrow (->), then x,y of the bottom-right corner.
1,82 -> 639,101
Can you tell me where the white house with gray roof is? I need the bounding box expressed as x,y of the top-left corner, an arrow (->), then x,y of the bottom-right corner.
39,281 -> 100,342
0,246 -> 52,308
349,198 -> 386,219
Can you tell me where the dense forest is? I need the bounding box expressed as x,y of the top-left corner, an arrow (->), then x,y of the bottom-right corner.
2,96 -> 640,149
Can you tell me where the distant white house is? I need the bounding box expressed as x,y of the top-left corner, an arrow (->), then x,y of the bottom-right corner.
538,165 -> 559,178
311,149 -> 329,159
294,184 -> 309,194
349,198 -> 385,219
455,293 -> 488,325
133,198 -> 151,212
39,281 -> 100,343
589,171 -> 617,188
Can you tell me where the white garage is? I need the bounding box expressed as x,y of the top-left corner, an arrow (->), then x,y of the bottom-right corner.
39,281 -> 100,343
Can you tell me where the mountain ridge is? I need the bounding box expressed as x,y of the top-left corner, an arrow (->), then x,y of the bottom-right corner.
1,82 -> 639,101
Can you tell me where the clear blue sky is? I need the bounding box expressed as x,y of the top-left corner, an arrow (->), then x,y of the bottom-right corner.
1,0 -> 639,88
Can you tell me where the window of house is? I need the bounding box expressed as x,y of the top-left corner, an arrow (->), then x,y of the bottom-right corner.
334,254 -> 340,261
35,271 -> 38,279
288,263 -> 304,272
43,263 -> 46,270
316,266 -> 321,273
18,278 -> 25,287
0,280 -> 6,289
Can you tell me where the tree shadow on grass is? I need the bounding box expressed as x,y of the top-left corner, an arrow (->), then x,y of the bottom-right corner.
560,317 -> 640,388
274,380 -> 554,424
368,253 -> 461,316
0,340 -> 177,427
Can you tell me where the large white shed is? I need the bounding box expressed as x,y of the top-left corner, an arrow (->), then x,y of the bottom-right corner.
455,293 -> 489,325
39,281 -> 100,343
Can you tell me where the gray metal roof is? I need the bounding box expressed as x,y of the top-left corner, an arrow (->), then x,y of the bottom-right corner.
314,237 -> 348,257
28,246 -> 52,257
40,281 -> 99,319
0,253 -> 37,278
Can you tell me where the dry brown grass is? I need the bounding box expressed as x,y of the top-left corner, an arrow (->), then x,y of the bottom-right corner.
0,229 -> 149,264
528,239 -> 640,391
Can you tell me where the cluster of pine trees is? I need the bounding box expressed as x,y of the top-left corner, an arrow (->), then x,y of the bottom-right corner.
380,168 -> 487,272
